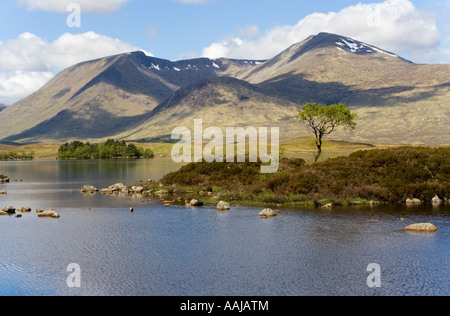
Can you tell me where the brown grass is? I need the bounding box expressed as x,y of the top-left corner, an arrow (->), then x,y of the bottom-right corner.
0,137 -> 400,160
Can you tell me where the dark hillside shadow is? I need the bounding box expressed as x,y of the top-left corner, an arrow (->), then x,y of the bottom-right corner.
258,73 -> 446,106
2,108 -> 151,142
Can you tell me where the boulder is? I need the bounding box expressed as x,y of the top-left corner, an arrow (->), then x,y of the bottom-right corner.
0,175 -> 9,183
190,199 -> 204,207
2,206 -> 16,214
155,190 -> 169,195
406,198 -> 422,204
17,207 -> 32,213
37,210 -> 60,218
131,186 -> 145,194
0,190 -> 6,195
431,195 -> 443,205
0,206 -> 16,215
81,185 -> 98,193
217,201 -> 231,211
110,183 -> 126,190
405,223 -> 438,233
100,188 -> 114,195
259,208 -> 277,218
100,183 -> 128,194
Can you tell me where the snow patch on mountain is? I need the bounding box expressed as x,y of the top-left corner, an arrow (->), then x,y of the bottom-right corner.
335,37 -> 397,58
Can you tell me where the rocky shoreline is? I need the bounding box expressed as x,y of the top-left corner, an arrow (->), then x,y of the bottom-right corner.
77,181 -> 444,234
1,176 -> 444,233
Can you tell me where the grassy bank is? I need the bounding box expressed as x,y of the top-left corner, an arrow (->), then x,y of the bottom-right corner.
0,137 -> 385,160
155,147 -> 450,208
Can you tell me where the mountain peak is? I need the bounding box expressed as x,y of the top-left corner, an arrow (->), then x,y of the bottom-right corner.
289,32 -> 402,62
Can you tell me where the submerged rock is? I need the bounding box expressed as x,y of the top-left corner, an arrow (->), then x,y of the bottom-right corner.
405,223 -> 438,233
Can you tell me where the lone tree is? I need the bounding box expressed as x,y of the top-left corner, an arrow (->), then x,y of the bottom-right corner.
298,103 -> 357,162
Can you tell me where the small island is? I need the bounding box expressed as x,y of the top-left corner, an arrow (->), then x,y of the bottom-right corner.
0,152 -> 34,161
58,139 -> 154,160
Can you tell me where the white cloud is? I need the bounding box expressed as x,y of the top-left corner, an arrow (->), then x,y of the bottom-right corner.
17,0 -> 131,13
0,32 -> 149,104
0,71 -> 53,105
202,0 -> 442,62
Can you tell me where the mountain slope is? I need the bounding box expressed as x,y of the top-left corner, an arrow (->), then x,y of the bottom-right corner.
0,52 -> 261,142
0,105 -> 6,113
116,77 -> 304,141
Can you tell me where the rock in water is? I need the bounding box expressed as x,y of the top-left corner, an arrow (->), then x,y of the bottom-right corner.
259,208 -> 277,218
190,199 -> 204,207
81,185 -> 98,193
37,210 -> 60,218
17,207 -> 32,213
0,175 -> 9,183
131,186 -> 144,194
1,206 -> 16,215
405,223 -> 438,233
431,195 -> 443,205
217,201 -> 231,211
406,198 -> 422,204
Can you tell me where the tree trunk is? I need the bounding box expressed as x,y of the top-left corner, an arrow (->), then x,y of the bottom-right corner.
314,134 -> 323,163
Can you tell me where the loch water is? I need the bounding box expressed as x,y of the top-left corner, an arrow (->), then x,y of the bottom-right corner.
0,159 -> 448,296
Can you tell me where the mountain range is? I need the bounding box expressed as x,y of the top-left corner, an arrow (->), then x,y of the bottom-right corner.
0,32 -> 449,145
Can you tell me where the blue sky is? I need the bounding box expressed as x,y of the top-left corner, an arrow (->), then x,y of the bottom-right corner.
0,0 -> 449,104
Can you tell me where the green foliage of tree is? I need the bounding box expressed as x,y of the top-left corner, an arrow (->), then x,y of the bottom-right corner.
298,103 -> 358,162
0,151 -> 35,161
58,139 -> 154,160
